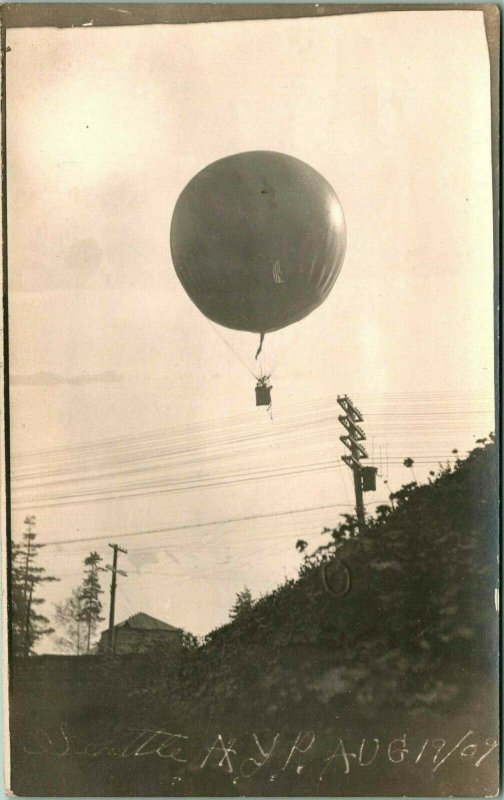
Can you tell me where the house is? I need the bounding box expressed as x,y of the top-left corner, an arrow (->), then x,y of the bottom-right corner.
97,612 -> 184,654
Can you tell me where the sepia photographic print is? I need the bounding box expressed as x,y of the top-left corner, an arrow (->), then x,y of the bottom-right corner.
1,4 -> 500,797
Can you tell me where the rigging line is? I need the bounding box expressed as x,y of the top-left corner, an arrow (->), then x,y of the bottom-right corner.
39,501 -> 357,548
207,320 -> 258,379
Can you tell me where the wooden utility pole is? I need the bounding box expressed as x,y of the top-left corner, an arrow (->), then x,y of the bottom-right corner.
337,395 -> 376,532
106,544 -> 127,654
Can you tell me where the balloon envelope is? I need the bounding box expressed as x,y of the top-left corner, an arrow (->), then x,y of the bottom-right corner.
170,151 -> 346,334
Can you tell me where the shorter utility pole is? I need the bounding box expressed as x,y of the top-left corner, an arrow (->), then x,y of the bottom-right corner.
337,395 -> 377,532
105,543 -> 127,654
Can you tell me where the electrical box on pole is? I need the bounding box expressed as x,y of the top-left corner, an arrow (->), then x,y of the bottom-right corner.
362,466 -> 378,492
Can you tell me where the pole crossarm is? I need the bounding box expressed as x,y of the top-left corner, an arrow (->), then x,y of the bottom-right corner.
342,453 -> 361,470
109,543 -> 128,555
340,434 -> 368,459
105,564 -> 127,578
338,414 -> 366,441
337,394 -> 363,422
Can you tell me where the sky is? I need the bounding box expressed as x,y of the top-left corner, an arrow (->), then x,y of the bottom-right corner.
6,10 -> 495,647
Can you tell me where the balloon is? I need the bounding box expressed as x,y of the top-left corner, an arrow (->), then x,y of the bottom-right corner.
170,151 -> 346,335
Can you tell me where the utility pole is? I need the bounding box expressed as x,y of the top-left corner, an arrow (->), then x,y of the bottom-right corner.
337,395 -> 377,532
105,544 -> 127,655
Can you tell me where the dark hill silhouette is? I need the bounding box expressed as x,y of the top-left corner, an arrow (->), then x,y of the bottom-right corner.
131,440 -> 498,724
10,441 -> 499,797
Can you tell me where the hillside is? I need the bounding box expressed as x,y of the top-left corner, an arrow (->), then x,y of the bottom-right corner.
10,442 -> 499,796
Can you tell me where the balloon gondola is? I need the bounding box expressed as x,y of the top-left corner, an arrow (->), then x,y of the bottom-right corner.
170,150 -> 346,406
255,375 -> 273,407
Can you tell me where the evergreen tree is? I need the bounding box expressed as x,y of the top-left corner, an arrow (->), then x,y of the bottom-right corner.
77,552 -> 104,652
229,586 -> 254,620
53,590 -> 85,654
11,516 -> 59,656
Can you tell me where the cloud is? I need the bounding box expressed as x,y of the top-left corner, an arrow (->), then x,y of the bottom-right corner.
10,370 -> 123,386
127,550 -> 159,573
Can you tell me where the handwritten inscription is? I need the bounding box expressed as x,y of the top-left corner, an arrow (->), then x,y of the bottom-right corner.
24,724 -> 498,785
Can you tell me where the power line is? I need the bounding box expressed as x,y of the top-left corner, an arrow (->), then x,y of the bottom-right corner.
9,388 -> 494,513
40,500 -> 360,548
11,391 -> 493,463
11,459 -> 345,510
11,394 -> 338,462
41,499 -> 388,567
11,452 -> 482,511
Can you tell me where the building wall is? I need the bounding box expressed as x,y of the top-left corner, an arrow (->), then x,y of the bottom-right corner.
98,628 -> 182,654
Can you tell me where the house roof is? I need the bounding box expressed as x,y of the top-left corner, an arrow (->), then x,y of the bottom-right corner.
104,612 -> 182,634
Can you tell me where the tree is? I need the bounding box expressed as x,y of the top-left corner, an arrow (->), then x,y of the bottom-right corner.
229,586 -> 254,620
403,457 -> 417,482
11,516 -> 59,656
76,552 -> 104,652
53,590 -> 85,654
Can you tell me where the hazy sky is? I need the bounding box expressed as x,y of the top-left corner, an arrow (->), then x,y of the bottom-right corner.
6,11 -> 495,646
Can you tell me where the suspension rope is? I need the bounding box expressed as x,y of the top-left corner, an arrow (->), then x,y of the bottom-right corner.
207,321 -> 258,379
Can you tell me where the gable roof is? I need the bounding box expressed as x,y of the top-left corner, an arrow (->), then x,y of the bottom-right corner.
105,612 -> 182,633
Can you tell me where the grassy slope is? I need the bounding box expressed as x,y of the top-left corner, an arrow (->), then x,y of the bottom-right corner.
129,442 -> 498,726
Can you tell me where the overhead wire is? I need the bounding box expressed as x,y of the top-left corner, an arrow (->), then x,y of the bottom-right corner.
39,500 -> 361,548
11,390 -> 493,463
12,459 -> 345,510
12,407 -> 492,484
12,448 -> 470,510
10,391 -> 494,513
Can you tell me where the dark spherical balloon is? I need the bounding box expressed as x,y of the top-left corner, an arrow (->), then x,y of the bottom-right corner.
170,151 -> 346,334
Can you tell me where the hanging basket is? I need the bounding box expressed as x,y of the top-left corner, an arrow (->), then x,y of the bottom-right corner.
255,384 -> 272,406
